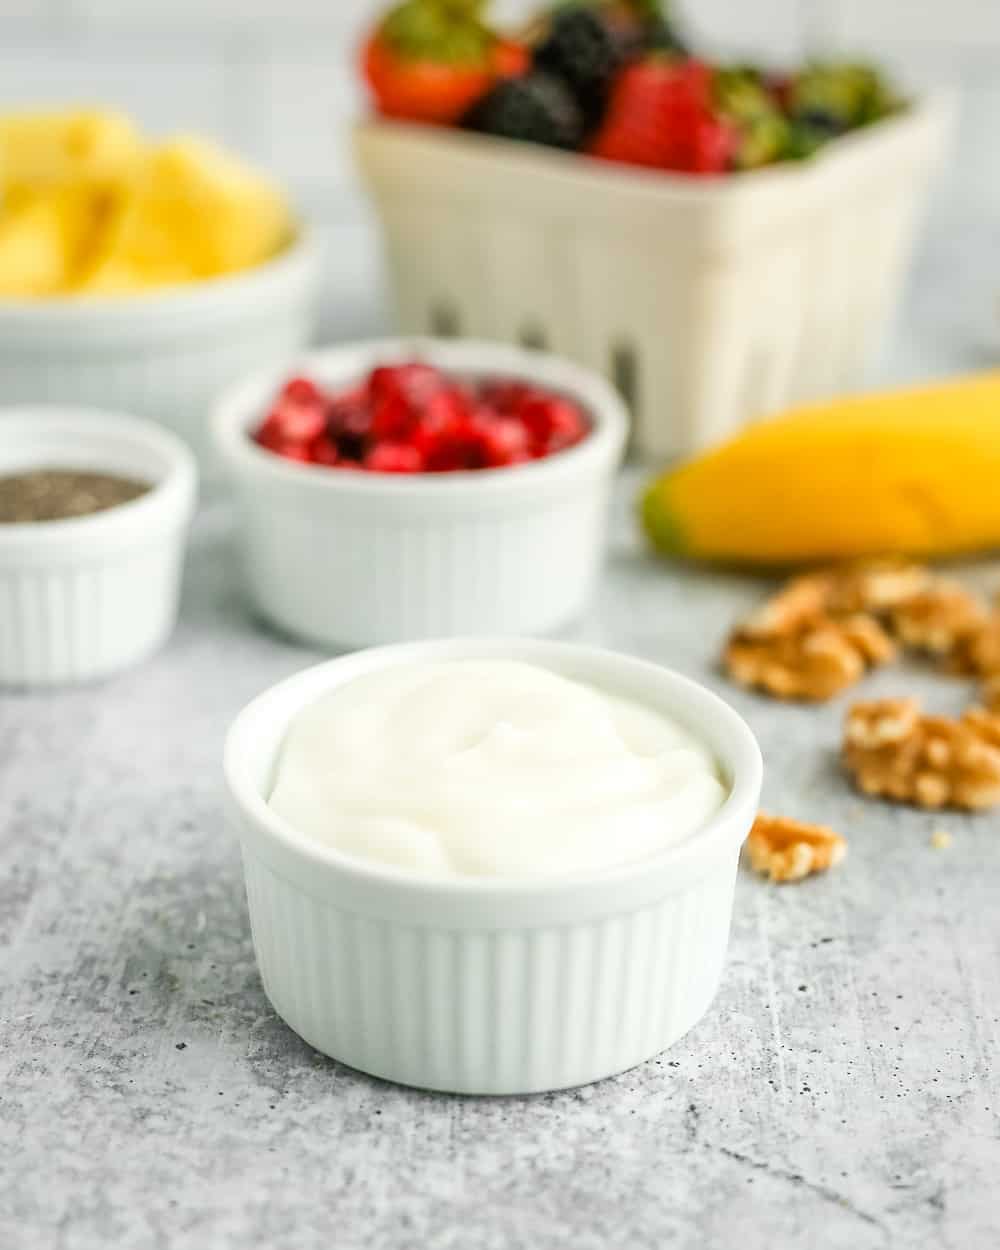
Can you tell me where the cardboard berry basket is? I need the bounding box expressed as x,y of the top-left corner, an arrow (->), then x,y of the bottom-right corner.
355,94 -> 951,460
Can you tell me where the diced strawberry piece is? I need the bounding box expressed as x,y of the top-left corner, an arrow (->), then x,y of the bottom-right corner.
326,386 -> 368,429
478,379 -> 535,414
423,438 -> 468,471
371,391 -> 414,442
281,376 -> 324,406
263,377 -> 328,442
327,389 -> 372,461
369,362 -> 447,440
478,417 -> 532,466
517,395 -> 585,449
275,403 -> 327,442
254,361 -> 590,472
365,442 -> 424,473
422,407 -> 496,470
265,441 -> 312,463
254,411 -> 286,446
545,401 -> 587,451
255,416 -> 312,460
310,434 -> 339,466
409,387 -> 471,456
369,362 -> 442,408
442,410 -> 527,470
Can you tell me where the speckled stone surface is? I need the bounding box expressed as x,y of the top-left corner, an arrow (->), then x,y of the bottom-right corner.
3,234 -> 1000,1247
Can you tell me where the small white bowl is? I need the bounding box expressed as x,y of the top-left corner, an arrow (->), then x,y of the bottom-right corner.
0,230 -> 323,470
212,338 -> 628,648
0,407 -> 197,686
224,637 -> 763,1095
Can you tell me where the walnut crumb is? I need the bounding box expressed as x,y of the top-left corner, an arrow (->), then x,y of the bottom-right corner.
737,573 -> 835,638
888,582 -> 986,655
825,558 -> 934,615
982,673 -> 1000,714
951,615 -> 1000,676
746,813 -> 847,883
843,699 -> 1000,811
929,829 -> 953,850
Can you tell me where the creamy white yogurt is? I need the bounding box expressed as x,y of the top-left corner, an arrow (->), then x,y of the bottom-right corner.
268,659 -> 727,878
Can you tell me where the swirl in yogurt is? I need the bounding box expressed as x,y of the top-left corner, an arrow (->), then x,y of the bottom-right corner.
268,659 -> 727,878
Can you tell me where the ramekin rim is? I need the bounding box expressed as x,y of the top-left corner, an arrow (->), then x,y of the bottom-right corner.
211,337 -> 629,497
0,406 -> 197,546
223,638 -> 763,899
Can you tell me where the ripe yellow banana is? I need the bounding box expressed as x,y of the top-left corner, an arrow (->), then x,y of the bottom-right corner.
641,372 -> 1000,564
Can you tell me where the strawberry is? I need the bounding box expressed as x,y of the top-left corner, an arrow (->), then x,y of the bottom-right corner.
310,434 -> 340,466
409,387 -> 471,458
280,376 -> 324,406
589,57 -> 736,174
362,1 -> 527,125
683,113 -> 739,173
477,416 -> 532,466
365,442 -> 425,473
254,362 -> 591,474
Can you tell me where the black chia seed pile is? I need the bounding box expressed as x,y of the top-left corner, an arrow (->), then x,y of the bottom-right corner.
0,469 -> 151,523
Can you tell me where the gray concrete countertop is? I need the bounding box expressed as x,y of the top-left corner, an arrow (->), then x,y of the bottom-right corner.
3,222 -> 1000,1249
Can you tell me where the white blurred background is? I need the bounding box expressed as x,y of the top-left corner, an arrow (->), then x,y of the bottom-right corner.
2,0 -> 996,365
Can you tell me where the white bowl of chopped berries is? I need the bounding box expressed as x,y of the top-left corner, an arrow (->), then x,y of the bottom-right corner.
212,339 -> 628,648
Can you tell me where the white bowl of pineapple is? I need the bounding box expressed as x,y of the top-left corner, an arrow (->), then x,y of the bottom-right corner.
0,110 -> 322,468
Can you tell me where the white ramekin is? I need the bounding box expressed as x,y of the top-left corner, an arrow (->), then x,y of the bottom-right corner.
355,94 -> 952,459
212,339 -> 627,648
224,637 -> 763,1095
0,230 -> 323,471
0,407 -> 197,686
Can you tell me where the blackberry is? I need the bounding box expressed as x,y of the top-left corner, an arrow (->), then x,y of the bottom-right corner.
796,106 -> 846,135
535,7 -> 628,127
463,72 -> 585,149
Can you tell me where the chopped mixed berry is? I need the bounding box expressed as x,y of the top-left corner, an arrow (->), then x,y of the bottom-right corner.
360,2 -> 903,174
251,362 -> 590,474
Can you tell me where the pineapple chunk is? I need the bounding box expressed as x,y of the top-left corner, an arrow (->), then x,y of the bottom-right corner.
0,109 -> 140,191
0,186 -> 111,296
81,136 -> 291,291
0,109 -> 293,296
0,196 -> 68,295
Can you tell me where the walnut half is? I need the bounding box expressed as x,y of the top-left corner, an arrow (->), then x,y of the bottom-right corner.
746,813 -> 848,883
725,614 -> 895,702
843,699 -> 1000,811
888,582 -> 986,656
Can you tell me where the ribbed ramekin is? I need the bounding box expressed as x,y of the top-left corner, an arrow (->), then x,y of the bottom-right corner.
224,638 -> 762,1095
0,408 -> 197,686
212,339 -> 628,648
0,230 -> 322,472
